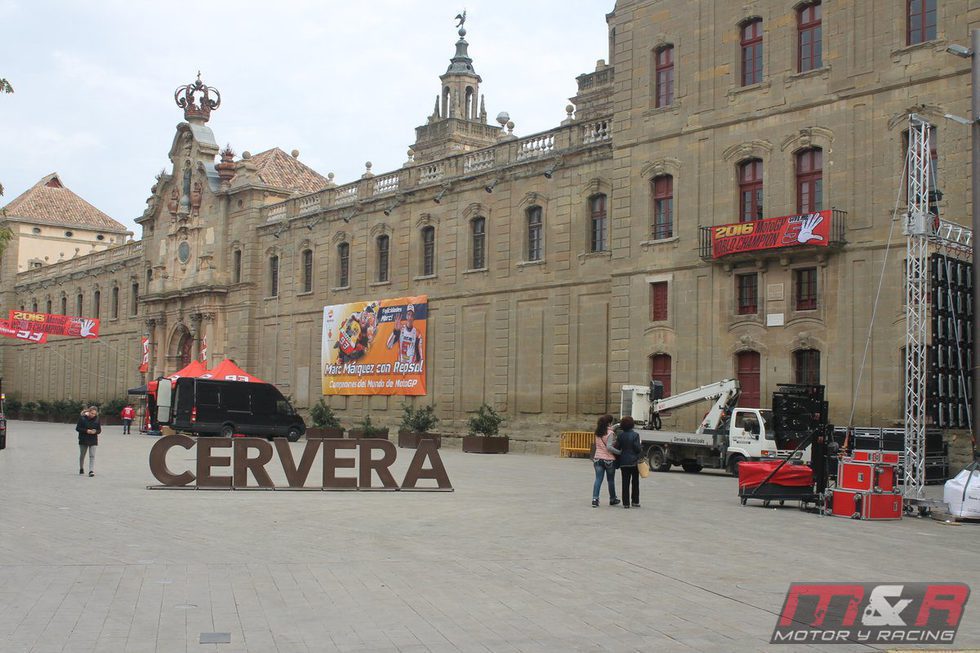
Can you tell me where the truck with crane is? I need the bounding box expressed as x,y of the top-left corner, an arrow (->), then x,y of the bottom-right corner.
620,379 -> 810,476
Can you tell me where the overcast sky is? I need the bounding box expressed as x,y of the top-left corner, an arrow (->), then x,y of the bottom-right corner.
0,0 -> 612,236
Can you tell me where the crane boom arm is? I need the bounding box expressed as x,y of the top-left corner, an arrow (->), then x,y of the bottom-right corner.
653,379 -> 741,434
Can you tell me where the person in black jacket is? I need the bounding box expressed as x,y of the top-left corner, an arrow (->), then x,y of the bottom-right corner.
617,416 -> 643,508
76,406 -> 101,477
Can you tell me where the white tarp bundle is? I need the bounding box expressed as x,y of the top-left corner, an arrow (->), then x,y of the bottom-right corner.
944,466 -> 980,519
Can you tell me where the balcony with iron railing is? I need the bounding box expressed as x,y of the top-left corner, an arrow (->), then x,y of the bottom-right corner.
698,208 -> 847,262
260,115 -> 614,225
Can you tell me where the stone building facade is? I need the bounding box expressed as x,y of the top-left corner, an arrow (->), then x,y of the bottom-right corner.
0,0 -> 975,455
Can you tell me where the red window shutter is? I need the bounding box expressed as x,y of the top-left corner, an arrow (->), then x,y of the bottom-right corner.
650,282 -> 668,321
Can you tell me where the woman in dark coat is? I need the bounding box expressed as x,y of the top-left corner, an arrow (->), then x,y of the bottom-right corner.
76,406 -> 101,477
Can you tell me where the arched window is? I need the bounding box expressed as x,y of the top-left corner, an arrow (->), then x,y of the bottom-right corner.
376,235 -> 390,283
93,290 -> 101,318
442,86 -> 452,117
130,282 -> 139,316
111,286 -> 119,319
738,159 -> 764,222
655,45 -> 674,107
796,148 -> 823,213
649,354 -> 672,397
301,249 -> 313,293
421,226 -> 436,276
471,217 -> 486,270
526,206 -> 543,262
794,349 -> 821,385
232,249 -> 242,284
798,2 -> 822,72
651,175 -> 674,239
338,243 -> 350,287
465,87 -> 474,119
145,268 -> 152,285
740,18 -> 764,86
31,299 -> 38,312
589,194 -> 608,252
269,255 -> 279,297
60,295 -> 67,315
45,299 -> 52,314
736,351 -> 761,408
907,0 -> 937,45
76,293 -> 83,316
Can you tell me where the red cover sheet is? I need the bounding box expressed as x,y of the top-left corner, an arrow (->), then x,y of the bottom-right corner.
739,461 -> 814,489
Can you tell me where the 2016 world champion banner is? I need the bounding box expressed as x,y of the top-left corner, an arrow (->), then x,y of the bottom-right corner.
321,296 -> 427,396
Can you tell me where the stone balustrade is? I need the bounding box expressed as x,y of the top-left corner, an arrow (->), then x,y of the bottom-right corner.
15,240 -> 144,288
259,114 -> 613,223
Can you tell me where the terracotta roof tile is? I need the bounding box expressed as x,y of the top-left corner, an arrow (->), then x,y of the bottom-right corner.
1,173 -> 129,233
249,148 -> 329,194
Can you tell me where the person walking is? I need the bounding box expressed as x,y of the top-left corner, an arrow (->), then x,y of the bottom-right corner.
120,404 -> 135,434
591,414 -> 621,508
76,406 -> 101,477
617,416 -> 643,508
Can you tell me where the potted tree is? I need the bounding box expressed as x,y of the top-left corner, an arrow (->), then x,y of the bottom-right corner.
463,403 -> 508,454
348,415 -> 389,440
307,399 -> 344,439
398,403 -> 440,449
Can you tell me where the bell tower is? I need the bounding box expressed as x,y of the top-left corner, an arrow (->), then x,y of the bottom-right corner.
412,13 -> 500,162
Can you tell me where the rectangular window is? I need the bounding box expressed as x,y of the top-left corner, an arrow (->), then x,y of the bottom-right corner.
794,349 -> 821,385
130,283 -> 139,316
111,286 -> 119,319
269,256 -> 279,297
741,19 -> 764,86
377,236 -> 390,282
422,227 -> 435,276
796,149 -> 823,213
655,46 -> 674,108
798,2 -> 822,72
590,195 -> 607,252
739,159 -> 764,222
339,243 -> 350,287
650,281 -> 668,321
652,176 -> 673,239
302,249 -> 313,293
472,218 -> 486,270
93,291 -> 100,318
76,295 -> 83,316
232,250 -> 242,284
907,0 -> 937,45
737,273 -> 758,315
527,206 -> 543,262
795,267 -> 818,311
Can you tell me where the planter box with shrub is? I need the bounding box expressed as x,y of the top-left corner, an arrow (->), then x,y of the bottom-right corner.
398,403 -> 440,449
463,403 -> 508,454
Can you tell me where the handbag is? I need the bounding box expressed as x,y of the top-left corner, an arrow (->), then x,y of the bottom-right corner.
638,459 -> 650,478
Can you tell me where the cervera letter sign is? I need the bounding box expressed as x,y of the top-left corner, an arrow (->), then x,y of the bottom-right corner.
321,296 -> 427,396
148,435 -> 453,491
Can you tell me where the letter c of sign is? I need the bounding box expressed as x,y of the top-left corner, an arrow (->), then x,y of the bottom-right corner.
149,434 -> 197,486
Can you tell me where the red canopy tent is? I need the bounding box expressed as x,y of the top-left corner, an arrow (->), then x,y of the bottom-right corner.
200,359 -> 267,384
167,360 -> 208,379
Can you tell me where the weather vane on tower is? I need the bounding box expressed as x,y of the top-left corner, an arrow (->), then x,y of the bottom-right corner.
455,9 -> 466,30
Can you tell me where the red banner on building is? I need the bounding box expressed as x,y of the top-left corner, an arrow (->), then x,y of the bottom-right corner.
0,320 -> 48,343
710,210 -> 832,259
7,310 -> 100,338
139,337 -> 150,373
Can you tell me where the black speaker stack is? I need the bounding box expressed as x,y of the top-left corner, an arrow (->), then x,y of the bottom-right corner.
772,384 -> 828,443
929,254 -> 973,429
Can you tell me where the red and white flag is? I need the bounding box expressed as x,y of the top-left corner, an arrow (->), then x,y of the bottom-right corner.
139,336 -> 150,373
200,335 -> 208,362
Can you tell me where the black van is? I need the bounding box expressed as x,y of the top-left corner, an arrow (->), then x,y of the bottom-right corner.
165,377 -> 306,441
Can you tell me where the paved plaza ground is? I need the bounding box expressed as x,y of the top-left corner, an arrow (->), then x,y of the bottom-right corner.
0,420 -> 978,653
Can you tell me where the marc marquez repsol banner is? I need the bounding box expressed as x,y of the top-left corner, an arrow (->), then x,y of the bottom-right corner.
7,310 -> 100,338
321,296 -> 427,396
710,210 -> 832,259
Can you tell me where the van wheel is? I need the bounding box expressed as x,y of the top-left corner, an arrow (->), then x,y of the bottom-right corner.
220,423 -> 235,438
646,446 -> 671,472
682,462 -> 703,473
286,427 -> 301,443
728,454 -> 746,478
